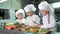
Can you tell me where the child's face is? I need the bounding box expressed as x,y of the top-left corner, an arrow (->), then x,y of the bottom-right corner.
17,13 -> 23,19
26,11 -> 33,16
39,10 -> 48,16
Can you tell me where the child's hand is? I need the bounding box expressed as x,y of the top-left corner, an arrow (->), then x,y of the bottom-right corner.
37,24 -> 42,26
19,28 -> 25,31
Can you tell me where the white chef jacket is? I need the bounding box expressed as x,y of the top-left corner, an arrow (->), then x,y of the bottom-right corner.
26,14 -> 40,26
16,18 -> 27,25
40,14 -> 55,31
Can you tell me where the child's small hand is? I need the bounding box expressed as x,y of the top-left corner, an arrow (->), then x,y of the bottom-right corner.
37,24 -> 42,26
20,28 -> 25,31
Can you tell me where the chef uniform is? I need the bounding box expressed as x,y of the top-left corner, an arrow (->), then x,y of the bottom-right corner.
24,4 -> 40,26
38,1 -> 56,34
16,9 -> 27,25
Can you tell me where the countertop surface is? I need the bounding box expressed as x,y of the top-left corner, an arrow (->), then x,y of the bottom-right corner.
0,29 -> 26,34
0,29 -> 60,34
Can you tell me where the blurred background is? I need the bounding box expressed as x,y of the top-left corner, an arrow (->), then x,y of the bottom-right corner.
0,0 -> 60,34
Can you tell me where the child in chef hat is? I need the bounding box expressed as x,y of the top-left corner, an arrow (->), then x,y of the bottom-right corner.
16,9 -> 27,25
24,4 -> 40,26
38,1 -> 55,34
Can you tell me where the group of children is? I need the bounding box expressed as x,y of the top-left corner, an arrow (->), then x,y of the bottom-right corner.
16,1 -> 55,33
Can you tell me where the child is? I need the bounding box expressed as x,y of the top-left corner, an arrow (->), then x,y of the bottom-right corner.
24,4 -> 40,27
38,1 -> 55,34
16,9 -> 27,25
16,9 -> 28,31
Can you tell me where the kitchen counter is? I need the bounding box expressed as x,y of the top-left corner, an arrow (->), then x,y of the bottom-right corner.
0,29 -> 26,34
0,29 -> 60,34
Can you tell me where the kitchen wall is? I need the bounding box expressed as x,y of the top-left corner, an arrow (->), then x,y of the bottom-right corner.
0,0 -> 22,23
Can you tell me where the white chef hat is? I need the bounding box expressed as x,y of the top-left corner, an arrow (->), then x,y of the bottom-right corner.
38,1 -> 50,12
24,4 -> 36,12
38,1 -> 55,17
16,9 -> 25,18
